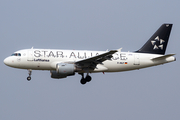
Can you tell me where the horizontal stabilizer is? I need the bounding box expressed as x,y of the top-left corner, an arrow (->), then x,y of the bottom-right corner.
151,54 -> 175,61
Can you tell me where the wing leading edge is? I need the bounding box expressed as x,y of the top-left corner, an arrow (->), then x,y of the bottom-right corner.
75,49 -> 120,72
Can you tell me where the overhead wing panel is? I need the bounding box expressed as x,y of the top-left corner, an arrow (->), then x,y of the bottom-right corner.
75,49 -> 118,71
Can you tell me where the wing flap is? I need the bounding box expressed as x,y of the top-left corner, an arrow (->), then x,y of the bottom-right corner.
76,50 -> 117,64
75,49 -> 118,71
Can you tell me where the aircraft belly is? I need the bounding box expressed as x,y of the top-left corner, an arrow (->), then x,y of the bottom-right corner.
19,61 -> 51,70
102,56 -> 155,72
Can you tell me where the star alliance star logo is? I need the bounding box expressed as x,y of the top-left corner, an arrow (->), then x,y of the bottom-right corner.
151,36 -> 165,50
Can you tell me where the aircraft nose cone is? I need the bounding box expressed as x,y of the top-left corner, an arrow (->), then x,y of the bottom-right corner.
4,57 -> 11,66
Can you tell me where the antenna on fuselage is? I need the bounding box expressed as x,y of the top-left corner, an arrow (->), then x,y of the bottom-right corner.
31,47 -> 34,49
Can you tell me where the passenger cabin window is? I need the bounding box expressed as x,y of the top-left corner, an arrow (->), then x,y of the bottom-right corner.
11,53 -> 21,56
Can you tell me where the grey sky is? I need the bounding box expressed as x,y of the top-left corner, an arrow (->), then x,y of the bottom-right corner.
0,0 -> 180,120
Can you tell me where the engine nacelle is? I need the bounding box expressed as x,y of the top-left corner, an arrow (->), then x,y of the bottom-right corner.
50,63 -> 75,79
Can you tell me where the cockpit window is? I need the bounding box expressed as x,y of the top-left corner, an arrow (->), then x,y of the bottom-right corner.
11,53 -> 21,56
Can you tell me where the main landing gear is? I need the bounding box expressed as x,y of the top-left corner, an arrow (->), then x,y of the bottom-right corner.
27,69 -> 32,81
80,73 -> 92,85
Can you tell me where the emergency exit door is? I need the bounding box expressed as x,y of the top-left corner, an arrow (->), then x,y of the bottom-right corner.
27,50 -> 33,61
134,54 -> 140,65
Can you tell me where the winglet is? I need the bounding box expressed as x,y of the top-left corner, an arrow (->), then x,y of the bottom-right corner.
117,48 -> 122,53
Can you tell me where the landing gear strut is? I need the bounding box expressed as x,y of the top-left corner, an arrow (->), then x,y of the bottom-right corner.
80,73 -> 92,85
27,69 -> 32,81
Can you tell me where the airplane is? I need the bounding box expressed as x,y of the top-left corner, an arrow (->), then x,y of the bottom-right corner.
4,24 -> 176,84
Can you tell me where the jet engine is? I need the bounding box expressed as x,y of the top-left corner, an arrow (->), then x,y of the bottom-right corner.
50,63 -> 75,79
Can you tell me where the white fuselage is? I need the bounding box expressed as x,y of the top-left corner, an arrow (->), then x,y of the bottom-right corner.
4,49 -> 175,73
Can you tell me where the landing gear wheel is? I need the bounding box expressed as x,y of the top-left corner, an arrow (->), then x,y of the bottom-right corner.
27,76 -> 31,81
85,75 -> 92,82
27,69 -> 32,81
80,78 -> 86,85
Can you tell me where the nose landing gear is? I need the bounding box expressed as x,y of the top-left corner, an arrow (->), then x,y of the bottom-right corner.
27,69 -> 32,81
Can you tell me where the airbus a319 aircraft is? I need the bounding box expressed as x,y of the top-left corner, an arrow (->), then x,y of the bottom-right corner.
4,24 -> 176,84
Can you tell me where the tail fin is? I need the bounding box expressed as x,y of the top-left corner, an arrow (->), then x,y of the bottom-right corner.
136,24 -> 173,55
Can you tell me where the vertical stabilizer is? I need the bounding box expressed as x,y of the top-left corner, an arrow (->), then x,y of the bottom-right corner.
136,24 -> 173,55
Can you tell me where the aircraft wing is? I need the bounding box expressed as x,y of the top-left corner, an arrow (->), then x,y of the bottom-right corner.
75,49 -> 118,71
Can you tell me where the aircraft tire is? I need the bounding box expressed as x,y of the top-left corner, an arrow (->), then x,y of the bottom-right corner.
86,75 -> 92,82
27,76 -> 31,81
80,78 -> 86,85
